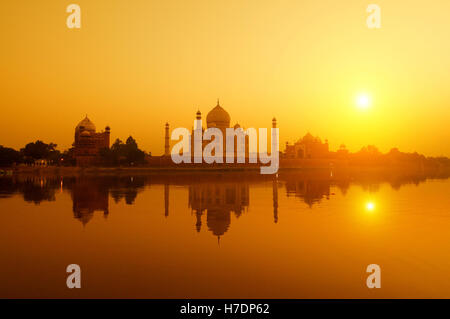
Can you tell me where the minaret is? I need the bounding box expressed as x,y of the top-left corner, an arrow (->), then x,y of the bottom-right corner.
194,110 -> 202,163
104,126 -> 111,148
164,122 -> 170,156
272,117 -> 278,160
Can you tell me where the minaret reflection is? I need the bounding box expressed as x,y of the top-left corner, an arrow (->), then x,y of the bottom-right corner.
188,182 -> 249,240
71,178 -> 109,226
273,176 -> 278,223
164,183 -> 169,217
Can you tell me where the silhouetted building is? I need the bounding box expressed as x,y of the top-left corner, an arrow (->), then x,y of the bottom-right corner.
74,116 -> 110,166
164,100 -> 275,161
285,133 -> 329,159
190,100 -> 244,161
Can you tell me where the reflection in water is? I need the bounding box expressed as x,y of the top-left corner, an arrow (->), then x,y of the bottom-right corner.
68,176 -> 147,225
285,179 -> 330,207
188,182 -> 249,240
0,177 -> 59,203
1,168 -> 450,298
71,178 -> 109,225
164,183 -> 169,217
0,168 -> 449,233
273,177 -> 278,223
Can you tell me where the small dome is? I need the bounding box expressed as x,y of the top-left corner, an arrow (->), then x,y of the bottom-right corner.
76,116 -> 96,132
105,126 -> 110,131
234,123 -> 241,129
206,100 -> 230,128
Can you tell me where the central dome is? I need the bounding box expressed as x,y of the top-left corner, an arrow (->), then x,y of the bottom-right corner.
206,100 -> 230,128
76,116 -> 96,132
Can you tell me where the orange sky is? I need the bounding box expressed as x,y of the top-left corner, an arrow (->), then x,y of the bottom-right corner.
1,0 -> 449,156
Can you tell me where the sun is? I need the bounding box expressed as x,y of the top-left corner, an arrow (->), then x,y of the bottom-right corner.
356,93 -> 372,110
366,202 -> 375,212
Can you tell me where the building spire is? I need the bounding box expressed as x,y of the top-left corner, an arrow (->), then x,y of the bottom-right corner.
216,98 -> 220,106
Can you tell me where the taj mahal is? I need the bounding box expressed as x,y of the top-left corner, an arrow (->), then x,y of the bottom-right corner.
163,99 -> 277,161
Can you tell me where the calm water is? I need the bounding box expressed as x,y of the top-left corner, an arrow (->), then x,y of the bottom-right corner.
0,170 -> 449,298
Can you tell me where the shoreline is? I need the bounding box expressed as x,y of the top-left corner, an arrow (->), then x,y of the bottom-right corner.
1,164 -> 449,178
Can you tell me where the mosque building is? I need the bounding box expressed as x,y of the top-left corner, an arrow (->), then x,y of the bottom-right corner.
164,99 -> 277,161
73,116 -> 110,166
284,133 -> 329,159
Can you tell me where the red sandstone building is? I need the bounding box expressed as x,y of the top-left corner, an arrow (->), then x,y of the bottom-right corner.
74,116 -> 110,166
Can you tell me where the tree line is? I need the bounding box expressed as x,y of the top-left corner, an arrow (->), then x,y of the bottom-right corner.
0,136 -> 149,167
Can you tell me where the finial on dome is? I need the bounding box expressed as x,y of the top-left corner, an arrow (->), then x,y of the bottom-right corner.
216,98 -> 220,106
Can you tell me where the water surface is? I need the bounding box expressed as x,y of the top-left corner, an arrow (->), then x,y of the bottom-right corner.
0,170 -> 449,298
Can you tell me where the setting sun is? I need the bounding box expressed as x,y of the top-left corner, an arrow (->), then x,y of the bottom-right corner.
366,201 -> 376,211
356,94 -> 372,110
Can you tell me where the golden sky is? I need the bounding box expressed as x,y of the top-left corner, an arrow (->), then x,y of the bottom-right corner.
1,0 -> 449,156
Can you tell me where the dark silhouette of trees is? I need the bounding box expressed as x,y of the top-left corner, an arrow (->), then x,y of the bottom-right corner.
0,146 -> 21,167
20,140 -> 61,164
61,147 -> 76,166
99,136 -> 147,166
0,141 -> 61,167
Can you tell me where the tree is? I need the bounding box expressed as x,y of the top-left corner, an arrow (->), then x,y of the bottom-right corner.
0,146 -> 21,167
124,136 -> 145,165
20,140 -> 61,164
99,137 -> 146,166
61,148 -> 76,166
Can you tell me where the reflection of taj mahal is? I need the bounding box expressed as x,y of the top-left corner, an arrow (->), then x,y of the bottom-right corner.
188,183 -> 249,240
65,174 -> 331,235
